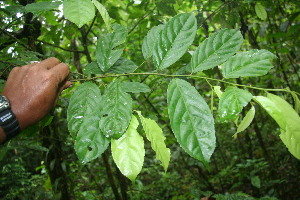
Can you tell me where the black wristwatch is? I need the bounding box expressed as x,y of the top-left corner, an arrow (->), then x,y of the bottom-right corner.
0,95 -> 20,141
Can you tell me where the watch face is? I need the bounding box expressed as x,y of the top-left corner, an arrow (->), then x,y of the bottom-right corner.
0,95 -> 10,111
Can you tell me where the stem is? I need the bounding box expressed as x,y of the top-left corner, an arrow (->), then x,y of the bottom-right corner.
70,72 -> 300,96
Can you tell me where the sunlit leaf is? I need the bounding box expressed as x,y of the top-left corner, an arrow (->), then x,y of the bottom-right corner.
99,81 -> 132,139
222,49 -> 276,78
63,0 -> 95,28
255,3 -> 267,20
153,13 -> 197,70
254,93 -> 300,159
213,86 -> 223,98
121,82 -> 151,93
111,115 -> 145,182
75,114 -> 109,164
67,82 -> 102,138
137,111 -> 170,172
189,29 -> 243,72
92,0 -> 111,31
96,24 -> 128,72
218,87 -> 253,122
233,106 -> 255,138
142,25 -> 164,59
167,78 -> 215,164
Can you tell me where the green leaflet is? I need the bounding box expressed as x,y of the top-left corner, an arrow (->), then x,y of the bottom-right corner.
99,81 -> 132,139
153,13 -> 197,70
107,58 -> 138,74
255,3 -> 267,20
67,82 -> 102,138
142,25 -> 165,59
63,0 -> 95,28
83,61 -> 102,75
189,29 -> 243,73
213,86 -> 223,98
233,106 -> 255,138
96,24 -> 128,72
167,78 -> 216,164
121,82 -> 151,93
136,111 -> 170,172
222,49 -> 276,78
218,87 -> 253,122
92,0 -> 111,31
254,93 -> 300,159
111,115 -> 145,182
75,114 -> 109,164
25,2 -> 61,15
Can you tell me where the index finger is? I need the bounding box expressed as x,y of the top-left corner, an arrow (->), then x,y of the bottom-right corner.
37,57 -> 60,70
50,62 -> 70,83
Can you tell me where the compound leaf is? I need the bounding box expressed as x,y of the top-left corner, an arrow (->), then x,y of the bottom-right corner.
75,114 -> 109,164
153,13 -> 197,70
222,49 -> 276,78
111,115 -> 145,182
167,78 -> 215,164
137,111 -> 170,172
99,81 -> 132,139
96,24 -> 128,72
142,24 -> 165,59
218,87 -> 253,122
189,29 -> 243,72
67,82 -> 102,138
63,0 -> 95,28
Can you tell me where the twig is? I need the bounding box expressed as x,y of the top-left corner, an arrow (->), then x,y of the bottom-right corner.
36,39 -> 84,53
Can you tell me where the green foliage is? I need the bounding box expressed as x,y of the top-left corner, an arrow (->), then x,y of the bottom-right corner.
221,49 -> 276,78
254,93 -> 300,159
153,13 -> 197,70
218,87 -> 253,122
137,111 -> 170,172
63,0 -> 95,28
67,82 -> 102,138
111,115 -> 145,182
2,0 -> 300,199
167,78 -> 215,164
96,24 -> 128,72
99,81 -> 132,139
189,29 -> 243,72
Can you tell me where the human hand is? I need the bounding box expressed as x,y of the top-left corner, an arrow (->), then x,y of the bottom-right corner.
2,57 -> 72,130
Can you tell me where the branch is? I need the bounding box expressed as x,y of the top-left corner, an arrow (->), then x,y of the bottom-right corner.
70,72 -> 300,96
36,39 -> 84,53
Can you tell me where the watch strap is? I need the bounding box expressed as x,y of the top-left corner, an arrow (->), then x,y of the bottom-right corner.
0,109 -> 20,140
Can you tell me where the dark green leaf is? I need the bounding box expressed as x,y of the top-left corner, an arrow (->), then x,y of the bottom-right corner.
153,13 -> 197,70
96,24 -> 128,72
121,82 -> 151,93
99,81 -> 132,139
67,82 -> 102,138
218,87 -> 253,122
189,29 -> 243,72
75,114 -> 109,163
167,78 -> 215,163
107,57 -> 137,74
222,49 -> 276,78
142,25 -> 165,59
25,2 -> 61,15
83,61 -> 102,75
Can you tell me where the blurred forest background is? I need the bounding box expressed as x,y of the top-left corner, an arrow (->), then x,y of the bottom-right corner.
0,0 -> 299,199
